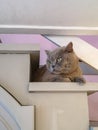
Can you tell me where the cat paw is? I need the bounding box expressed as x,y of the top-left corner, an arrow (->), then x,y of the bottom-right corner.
73,77 -> 86,85
63,78 -> 71,82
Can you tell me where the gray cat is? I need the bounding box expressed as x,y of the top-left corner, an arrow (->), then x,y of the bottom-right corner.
33,42 -> 86,83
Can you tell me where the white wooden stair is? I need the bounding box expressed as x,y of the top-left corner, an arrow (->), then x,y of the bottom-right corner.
0,43 -> 98,130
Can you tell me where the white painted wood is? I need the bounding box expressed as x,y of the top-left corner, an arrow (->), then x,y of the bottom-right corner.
0,43 -> 39,53
90,127 -> 98,130
0,86 -> 34,130
0,0 -> 98,34
46,36 -> 98,71
0,44 -> 97,130
0,54 -> 30,104
29,83 -> 98,93
0,44 -> 39,104
29,86 -> 89,130
0,104 -> 20,130
0,25 -> 98,35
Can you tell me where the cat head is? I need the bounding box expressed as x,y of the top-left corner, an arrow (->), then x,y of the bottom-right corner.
45,42 -> 79,74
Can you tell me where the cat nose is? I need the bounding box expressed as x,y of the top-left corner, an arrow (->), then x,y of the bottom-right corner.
52,65 -> 55,68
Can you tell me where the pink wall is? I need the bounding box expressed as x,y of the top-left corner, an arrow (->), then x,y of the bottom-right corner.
79,35 -> 98,49
0,34 -> 98,121
0,34 -> 57,65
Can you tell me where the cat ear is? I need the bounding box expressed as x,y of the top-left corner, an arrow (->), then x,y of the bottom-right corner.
65,42 -> 73,53
45,50 -> 50,56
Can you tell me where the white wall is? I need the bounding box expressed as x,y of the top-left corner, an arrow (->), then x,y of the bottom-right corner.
0,0 -> 98,34
0,0 -> 97,27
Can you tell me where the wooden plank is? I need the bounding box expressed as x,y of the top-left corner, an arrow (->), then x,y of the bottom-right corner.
0,25 -> 98,35
46,36 -> 98,71
29,82 -> 98,93
0,44 -> 39,53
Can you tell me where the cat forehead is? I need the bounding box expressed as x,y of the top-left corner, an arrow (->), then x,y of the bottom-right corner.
50,49 -> 63,58
52,47 -> 64,54
51,46 -> 71,53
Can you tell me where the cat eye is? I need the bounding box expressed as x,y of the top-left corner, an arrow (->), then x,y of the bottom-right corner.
47,59 -> 51,64
57,57 -> 62,63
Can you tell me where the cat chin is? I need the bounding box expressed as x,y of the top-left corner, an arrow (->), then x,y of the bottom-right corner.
48,69 -> 68,75
50,71 -> 61,75
48,68 -> 70,75
47,68 -> 59,74
51,71 -> 61,75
